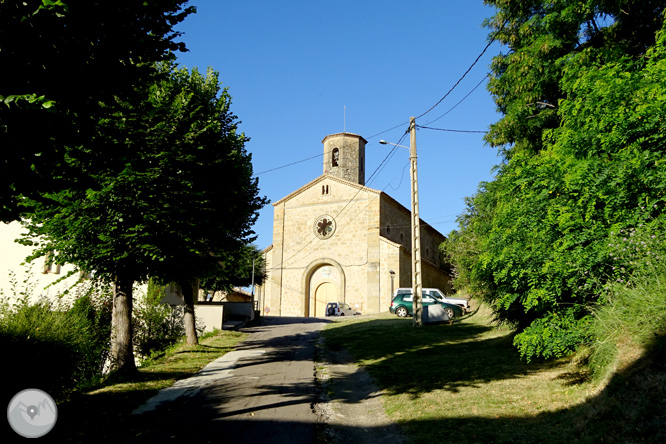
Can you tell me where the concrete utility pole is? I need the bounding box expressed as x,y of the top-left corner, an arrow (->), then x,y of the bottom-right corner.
409,117 -> 423,327
380,116 -> 423,327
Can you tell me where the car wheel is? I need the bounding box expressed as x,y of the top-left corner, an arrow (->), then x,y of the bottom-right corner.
340,313 -> 345,316
444,307 -> 455,318
396,307 -> 408,317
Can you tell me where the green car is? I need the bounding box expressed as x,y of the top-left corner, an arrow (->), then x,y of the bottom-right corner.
389,292 -> 463,319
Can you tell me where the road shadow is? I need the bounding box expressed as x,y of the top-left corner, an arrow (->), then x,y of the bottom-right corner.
6,318 -> 662,444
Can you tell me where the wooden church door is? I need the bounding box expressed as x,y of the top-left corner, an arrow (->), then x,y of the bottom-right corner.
314,282 -> 336,317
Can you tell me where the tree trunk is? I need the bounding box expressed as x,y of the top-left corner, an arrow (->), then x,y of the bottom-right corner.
180,279 -> 199,346
110,278 -> 137,375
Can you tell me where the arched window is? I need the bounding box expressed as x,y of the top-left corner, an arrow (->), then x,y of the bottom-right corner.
332,148 -> 339,167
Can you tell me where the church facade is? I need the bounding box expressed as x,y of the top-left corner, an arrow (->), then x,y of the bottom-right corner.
256,132 -> 451,317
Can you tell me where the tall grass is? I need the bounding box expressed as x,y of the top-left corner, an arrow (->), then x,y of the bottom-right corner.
586,218 -> 666,382
0,290 -> 111,401
588,262 -> 666,382
0,274 -> 202,403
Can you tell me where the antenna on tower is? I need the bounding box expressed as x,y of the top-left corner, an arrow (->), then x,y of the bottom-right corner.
344,106 -> 346,133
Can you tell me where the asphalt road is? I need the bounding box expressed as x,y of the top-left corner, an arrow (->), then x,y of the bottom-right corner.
130,316 -> 328,444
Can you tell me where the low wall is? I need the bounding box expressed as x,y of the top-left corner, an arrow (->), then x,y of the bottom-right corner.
196,302 -> 255,332
195,304 -> 224,333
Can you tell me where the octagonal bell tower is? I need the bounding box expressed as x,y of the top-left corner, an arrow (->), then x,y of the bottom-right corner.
322,132 -> 367,186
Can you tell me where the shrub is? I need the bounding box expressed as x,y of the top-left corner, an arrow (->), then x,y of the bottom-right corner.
132,280 -> 205,361
0,287 -> 111,400
588,219 -> 666,381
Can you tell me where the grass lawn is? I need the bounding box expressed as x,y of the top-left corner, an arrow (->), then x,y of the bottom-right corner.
42,329 -> 247,444
321,304 -> 666,444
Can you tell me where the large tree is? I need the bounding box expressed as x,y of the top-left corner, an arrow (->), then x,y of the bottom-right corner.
0,0 -> 193,222
20,63 -> 267,373
445,1 -> 666,361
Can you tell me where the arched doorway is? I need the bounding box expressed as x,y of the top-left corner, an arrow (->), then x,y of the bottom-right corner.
302,259 -> 346,317
314,282 -> 337,316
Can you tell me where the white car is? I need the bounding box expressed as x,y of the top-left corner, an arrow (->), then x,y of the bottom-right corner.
325,302 -> 356,316
393,288 -> 469,312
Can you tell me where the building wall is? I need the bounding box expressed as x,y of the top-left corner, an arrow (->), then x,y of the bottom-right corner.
0,222 -> 82,301
379,237 -> 401,312
379,194 -> 451,296
264,175 -> 382,316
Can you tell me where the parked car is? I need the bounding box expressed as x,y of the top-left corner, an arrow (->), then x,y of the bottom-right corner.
326,302 -> 356,316
394,287 -> 469,312
389,292 -> 463,319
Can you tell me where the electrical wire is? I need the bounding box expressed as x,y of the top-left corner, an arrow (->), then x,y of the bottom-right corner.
268,132 -> 407,271
416,125 -> 487,134
254,12 -> 512,178
424,74 -> 489,125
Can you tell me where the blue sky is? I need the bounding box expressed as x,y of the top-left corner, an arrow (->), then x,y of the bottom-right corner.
173,0 -> 505,251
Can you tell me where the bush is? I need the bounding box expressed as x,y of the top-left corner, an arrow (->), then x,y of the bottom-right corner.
68,286 -> 113,385
133,299 -> 186,359
513,308 -> 592,363
588,220 -> 666,381
132,279 -> 205,361
0,285 -> 112,400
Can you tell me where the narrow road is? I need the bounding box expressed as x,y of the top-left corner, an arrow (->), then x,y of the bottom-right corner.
131,316 -> 327,444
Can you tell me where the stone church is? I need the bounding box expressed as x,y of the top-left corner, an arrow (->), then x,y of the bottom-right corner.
256,132 -> 451,317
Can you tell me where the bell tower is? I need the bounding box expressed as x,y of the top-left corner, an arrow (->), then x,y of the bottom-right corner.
322,132 -> 367,186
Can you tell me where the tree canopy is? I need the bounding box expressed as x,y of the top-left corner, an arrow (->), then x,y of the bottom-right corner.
0,0 -> 193,222
20,63 -> 268,371
445,1 -> 666,361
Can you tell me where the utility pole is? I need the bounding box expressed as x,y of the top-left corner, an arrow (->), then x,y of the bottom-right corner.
379,117 -> 423,327
409,117 -> 423,327
251,257 -> 256,310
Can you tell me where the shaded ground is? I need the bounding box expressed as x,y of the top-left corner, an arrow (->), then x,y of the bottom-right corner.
314,338 -> 410,444
103,315 -> 403,444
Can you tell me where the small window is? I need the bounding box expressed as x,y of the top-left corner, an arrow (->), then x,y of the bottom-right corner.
332,148 -> 340,167
322,185 -> 330,195
386,225 -> 391,235
426,247 -> 430,257
43,251 -> 61,274
400,233 -> 404,242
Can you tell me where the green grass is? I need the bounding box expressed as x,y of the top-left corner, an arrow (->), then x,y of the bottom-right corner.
42,329 -> 247,443
321,304 -> 666,444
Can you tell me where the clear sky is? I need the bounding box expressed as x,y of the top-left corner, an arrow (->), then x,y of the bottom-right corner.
173,0 -> 505,252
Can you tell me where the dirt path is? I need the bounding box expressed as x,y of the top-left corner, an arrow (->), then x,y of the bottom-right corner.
314,339 -> 411,444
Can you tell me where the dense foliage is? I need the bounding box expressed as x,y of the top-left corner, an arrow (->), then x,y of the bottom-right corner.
0,286 -> 112,401
18,63 -> 267,371
445,1 -> 666,361
0,0 -> 193,222
20,64 -> 266,285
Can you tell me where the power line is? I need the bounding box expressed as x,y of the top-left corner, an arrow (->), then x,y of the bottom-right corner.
414,12 -> 510,121
269,134 -> 405,270
416,125 -> 487,134
414,41 -> 496,121
253,151 -> 325,176
424,74 -> 489,125
255,15 -> 510,178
